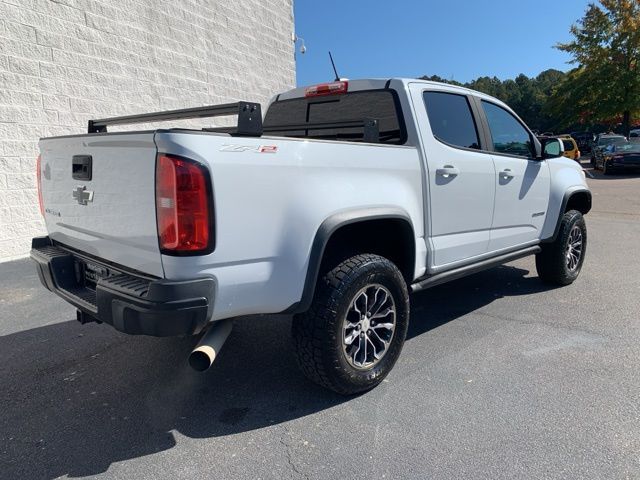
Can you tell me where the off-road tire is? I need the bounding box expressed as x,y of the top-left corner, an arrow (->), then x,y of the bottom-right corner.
536,210 -> 587,285
292,254 -> 409,395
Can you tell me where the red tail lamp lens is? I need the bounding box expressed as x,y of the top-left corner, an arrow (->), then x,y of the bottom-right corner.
156,154 -> 212,253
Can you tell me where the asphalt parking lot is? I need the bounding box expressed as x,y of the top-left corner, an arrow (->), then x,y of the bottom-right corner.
1,160 -> 639,479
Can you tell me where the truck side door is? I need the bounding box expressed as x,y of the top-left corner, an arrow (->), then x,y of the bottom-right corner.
477,99 -> 551,251
410,85 -> 496,270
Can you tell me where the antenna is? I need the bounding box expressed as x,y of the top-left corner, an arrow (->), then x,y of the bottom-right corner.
328,51 -> 340,81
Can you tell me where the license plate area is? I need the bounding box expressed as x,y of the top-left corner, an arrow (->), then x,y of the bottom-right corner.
74,259 -> 114,290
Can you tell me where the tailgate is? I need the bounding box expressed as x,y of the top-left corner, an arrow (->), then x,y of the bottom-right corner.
39,133 -> 163,277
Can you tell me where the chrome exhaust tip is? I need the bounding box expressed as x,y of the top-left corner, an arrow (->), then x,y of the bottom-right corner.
188,319 -> 233,372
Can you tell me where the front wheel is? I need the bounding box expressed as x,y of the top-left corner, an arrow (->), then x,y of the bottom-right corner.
536,210 -> 587,285
292,254 -> 409,395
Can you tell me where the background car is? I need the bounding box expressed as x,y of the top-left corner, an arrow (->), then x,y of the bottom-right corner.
558,135 -> 581,161
591,134 -> 628,166
597,142 -> 640,175
571,132 -> 595,154
630,129 -> 640,143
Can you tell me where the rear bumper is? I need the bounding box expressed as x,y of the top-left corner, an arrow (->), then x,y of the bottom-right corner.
30,237 -> 215,337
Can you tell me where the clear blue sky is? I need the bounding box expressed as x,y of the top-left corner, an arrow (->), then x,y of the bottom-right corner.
293,0 -> 592,86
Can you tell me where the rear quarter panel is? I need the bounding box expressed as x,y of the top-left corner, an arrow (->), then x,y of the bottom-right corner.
155,132 -> 424,320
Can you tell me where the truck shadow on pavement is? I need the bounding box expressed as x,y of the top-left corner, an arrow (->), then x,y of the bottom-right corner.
0,263 -> 555,478
407,264 -> 557,340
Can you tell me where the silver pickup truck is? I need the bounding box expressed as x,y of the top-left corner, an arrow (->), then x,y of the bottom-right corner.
32,78 -> 591,394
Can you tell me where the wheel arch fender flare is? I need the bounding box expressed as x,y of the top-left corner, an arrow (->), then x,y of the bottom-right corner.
284,207 -> 416,315
542,188 -> 592,244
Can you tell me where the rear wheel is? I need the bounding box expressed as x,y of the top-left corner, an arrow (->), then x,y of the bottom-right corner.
536,210 -> 587,285
292,254 -> 409,395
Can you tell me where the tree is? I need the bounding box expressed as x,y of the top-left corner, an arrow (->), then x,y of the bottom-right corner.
555,0 -> 640,135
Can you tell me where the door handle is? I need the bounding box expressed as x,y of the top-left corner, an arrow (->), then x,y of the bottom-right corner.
499,168 -> 514,179
436,165 -> 460,178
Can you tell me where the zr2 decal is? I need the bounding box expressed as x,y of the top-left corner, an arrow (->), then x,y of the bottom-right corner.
220,144 -> 278,153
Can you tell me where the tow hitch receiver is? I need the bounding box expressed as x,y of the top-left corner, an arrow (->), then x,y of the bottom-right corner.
77,310 -> 101,325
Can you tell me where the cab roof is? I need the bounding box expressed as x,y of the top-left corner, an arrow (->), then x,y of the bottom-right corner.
275,78 -> 507,107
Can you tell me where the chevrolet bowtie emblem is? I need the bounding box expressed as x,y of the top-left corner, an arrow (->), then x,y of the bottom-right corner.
73,185 -> 94,205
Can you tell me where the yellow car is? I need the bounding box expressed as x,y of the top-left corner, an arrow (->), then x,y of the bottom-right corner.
557,136 -> 581,161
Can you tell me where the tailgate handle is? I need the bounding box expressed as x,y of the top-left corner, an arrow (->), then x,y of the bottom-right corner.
72,155 -> 92,181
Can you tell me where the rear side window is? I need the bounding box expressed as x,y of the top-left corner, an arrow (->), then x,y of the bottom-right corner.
263,90 -> 405,144
481,101 -> 533,158
423,92 -> 480,149
562,139 -> 575,150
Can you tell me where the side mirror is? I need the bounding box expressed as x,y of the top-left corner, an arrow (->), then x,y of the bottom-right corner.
539,137 -> 563,159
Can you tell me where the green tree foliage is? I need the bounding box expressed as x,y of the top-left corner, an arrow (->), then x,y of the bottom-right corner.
555,0 -> 640,135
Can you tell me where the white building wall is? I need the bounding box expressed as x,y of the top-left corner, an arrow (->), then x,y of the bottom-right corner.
0,0 -> 295,261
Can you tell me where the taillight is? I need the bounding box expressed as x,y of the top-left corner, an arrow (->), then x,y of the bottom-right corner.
156,154 -> 213,254
304,80 -> 348,97
36,154 -> 44,216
